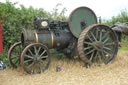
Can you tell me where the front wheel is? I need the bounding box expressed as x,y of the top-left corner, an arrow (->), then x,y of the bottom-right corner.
20,43 -> 50,74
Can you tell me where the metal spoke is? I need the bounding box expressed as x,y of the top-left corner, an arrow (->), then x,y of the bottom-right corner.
100,30 -> 103,41
11,56 -> 17,59
103,46 -> 112,51
103,37 -> 110,44
94,51 -> 98,63
40,59 -> 48,65
39,61 -> 45,72
90,31 -> 97,41
96,28 -> 99,39
101,51 -> 105,60
28,49 -> 34,56
105,42 -> 115,46
24,59 -> 33,63
87,34 -> 93,42
89,52 -> 94,62
102,31 -> 109,41
27,62 -> 34,68
31,65 -> 34,73
84,46 -> 93,51
84,41 -> 93,45
41,56 -> 48,59
38,62 -> 43,73
103,50 -> 112,57
40,50 -> 46,57
14,58 -> 19,64
25,54 -> 33,59
97,52 -> 103,64
38,62 -> 42,73
34,46 -> 38,55
85,49 -> 95,56
35,64 -> 40,74
37,47 -> 41,54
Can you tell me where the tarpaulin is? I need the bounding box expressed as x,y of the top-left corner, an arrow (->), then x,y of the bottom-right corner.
112,22 -> 128,35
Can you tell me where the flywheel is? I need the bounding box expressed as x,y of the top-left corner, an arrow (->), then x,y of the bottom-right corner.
68,6 -> 97,38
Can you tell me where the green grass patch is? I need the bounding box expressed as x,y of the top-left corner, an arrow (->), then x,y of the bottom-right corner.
119,39 -> 128,51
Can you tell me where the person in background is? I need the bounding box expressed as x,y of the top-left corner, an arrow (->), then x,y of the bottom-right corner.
0,58 -> 4,70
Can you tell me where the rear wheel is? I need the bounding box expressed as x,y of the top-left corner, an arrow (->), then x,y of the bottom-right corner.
77,24 -> 118,65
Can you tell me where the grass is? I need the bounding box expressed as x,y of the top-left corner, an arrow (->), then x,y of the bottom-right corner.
0,51 -> 128,85
119,39 -> 128,51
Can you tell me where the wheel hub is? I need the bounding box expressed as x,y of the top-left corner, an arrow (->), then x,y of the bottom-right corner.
33,55 -> 41,62
93,41 -> 103,51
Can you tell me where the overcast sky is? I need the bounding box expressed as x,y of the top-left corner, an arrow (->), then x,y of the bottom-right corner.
1,0 -> 128,20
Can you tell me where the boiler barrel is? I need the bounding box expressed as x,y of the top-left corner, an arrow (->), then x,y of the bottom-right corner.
21,29 -> 72,49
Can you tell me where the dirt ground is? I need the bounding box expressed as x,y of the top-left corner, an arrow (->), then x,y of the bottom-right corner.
0,51 -> 128,85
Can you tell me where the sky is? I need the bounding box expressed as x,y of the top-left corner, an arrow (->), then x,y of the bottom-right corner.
0,0 -> 128,20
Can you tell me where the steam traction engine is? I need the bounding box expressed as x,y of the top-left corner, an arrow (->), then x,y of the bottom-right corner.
8,7 -> 118,74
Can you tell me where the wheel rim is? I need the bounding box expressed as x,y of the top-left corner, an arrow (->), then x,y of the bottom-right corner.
78,24 -> 118,65
20,43 -> 50,74
8,42 -> 22,68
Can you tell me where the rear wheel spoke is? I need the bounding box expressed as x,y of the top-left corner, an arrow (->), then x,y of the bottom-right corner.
105,42 -> 115,46
94,51 -> 98,63
103,37 -> 110,44
85,49 -> 95,56
103,50 -> 112,57
84,41 -> 93,45
100,30 -> 102,41
90,31 -> 97,41
89,52 -> 94,62
103,46 -> 112,51
101,51 -> 105,60
98,52 -> 103,64
87,34 -> 93,42
96,28 -> 99,39
102,31 -> 109,41
84,47 -> 93,51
